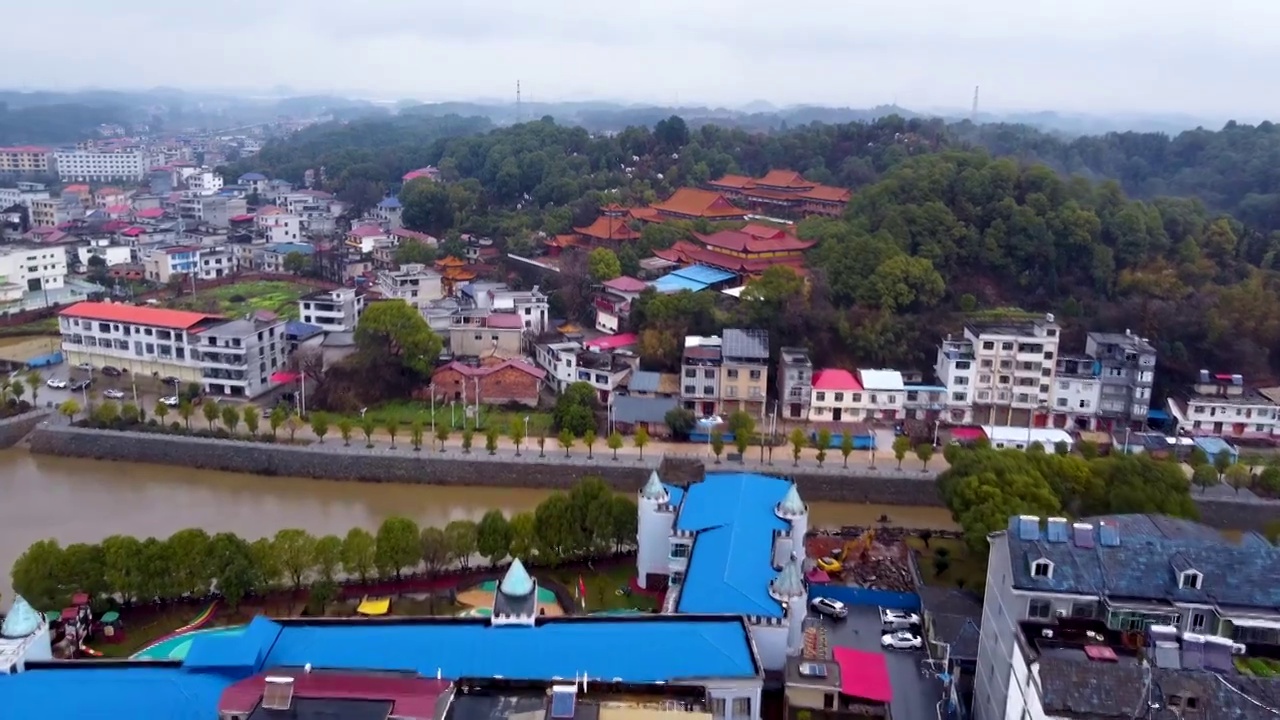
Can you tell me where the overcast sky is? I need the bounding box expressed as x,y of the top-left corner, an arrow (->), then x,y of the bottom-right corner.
6,0 -> 1279,117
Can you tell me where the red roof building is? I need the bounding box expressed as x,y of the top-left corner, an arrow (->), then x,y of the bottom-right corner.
59,301 -> 223,330
652,223 -> 813,278
219,670 -> 451,720
708,170 -> 851,218
573,215 -> 641,243
812,369 -> 862,391
427,359 -> 546,407
648,188 -> 748,222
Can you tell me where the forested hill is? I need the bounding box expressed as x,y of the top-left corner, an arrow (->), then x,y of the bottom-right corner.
956,120 -> 1280,234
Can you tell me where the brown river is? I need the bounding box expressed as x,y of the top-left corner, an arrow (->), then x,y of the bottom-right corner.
0,448 -> 958,601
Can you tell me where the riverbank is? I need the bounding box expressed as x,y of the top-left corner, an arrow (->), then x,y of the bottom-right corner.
24,423 -> 1280,532
0,409 -> 51,449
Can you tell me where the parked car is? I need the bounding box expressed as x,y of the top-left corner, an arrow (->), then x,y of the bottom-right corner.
159,395 -> 181,407
881,631 -> 924,650
76,362 -> 93,371
102,389 -> 125,400
810,597 -> 848,619
101,366 -> 123,377
69,379 -> 92,391
161,376 -> 181,386
881,609 -> 922,628
45,378 -> 68,389
815,556 -> 843,573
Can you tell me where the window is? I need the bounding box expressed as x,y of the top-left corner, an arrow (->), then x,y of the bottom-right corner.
1028,599 -> 1052,619
850,393 -> 862,402
834,392 -> 844,402
952,392 -> 967,402
683,385 -> 696,395
979,374 -> 992,384
815,392 -> 826,402
1180,570 -> 1202,590
749,369 -> 761,380
1001,342 -> 1013,351
732,698 -> 751,718
669,543 -> 690,559
1031,559 -> 1053,578
670,571 -> 684,585
710,699 -> 726,718
703,386 -> 714,395
726,369 -> 739,379
1191,612 -> 1207,631
1071,602 -> 1096,619
1059,381 -> 1070,390
685,369 -> 696,378
982,341 -> 994,350
1056,398 -> 1067,408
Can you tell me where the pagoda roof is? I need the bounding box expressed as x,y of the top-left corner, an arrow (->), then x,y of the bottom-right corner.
709,170 -> 852,206
650,188 -> 747,220
695,227 -> 814,254
574,215 -> 640,241
435,255 -> 466,268
708,174 -> 754,190
546,234 -> 582,249
628,207 -> 661,222
798,185 -> 852,203
755,170 -> 813,189
656,240 -> 807,276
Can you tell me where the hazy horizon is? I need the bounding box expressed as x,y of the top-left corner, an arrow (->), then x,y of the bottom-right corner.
5,0 -> 1279,119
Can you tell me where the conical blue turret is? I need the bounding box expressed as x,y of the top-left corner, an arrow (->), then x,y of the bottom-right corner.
640,471 -> 668,501
770,555 -> 806,600
1,596 -> 41,638
776,484 -> 806,517
499,558 -> 534,597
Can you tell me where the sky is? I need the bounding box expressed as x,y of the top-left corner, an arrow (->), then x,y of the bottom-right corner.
6,0 -> 1280,117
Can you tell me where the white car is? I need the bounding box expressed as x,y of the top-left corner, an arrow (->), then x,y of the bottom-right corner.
76,362 -> 93,371
881,630 -> 924,650
159,395 -> 181,407
102,389 -> 126,400
45,378 -> 68,389
882,609 -> 922,628
810,597 -> 848,619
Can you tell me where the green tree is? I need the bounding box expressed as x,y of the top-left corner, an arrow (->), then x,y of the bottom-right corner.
313,534 -> 343,581
534,492 -> 579,564
101,534 -> 145,604
1187,446 -> 1209,468
338,416 -> 354,446
25,371 -> 40,405
394,240 -> 437,266
384,419 -> 398,449
250,537 -> 282,591
166,528 -> 213,596
11,539 -> 67,609
436,424 -> 450,452
607,430 -> 624,460
1088,453 -> 1197,518
558,428 -> 575,457
634,425 -> 649,459
462,427 -> 474,454
208,532 -> 259,611
916,443 -> 935,471
272,528 -> 317,590
840,431 -> 854,468
789,427 -> 806,466
411,419 -> 425,451
269,405 -> 287,438
663,407 -> 696,439
476,510 -> 512,565
509,417 -> 526,456
728,411 -> 755,460
309,578 -> 339,614
221,404 -> 241,434
138,536 -> 180,600
242,405 -> 260,437
443,519 -> 479,569
354,300 -> 444,379
58,398 -> 80,422
178,399 -> 195,431
587,247 -> 622,282
1192,463 -> 1219,494
282,251 -> 309,274
554,381 -> 598,435
374,516 -> 421,579
609,496 -> 639,552
286,414 -> 304,442
153,400 -> 170,426
1213,452 -> 1232,480
1078,440 -> 1099,460
95,400 -> 119,425
485,425 -> 500,455
815,429 -> 832,467
9,378 -> 24,403
710,430 -> 725,464
937,447 -> 1063,554
1258,465 -> 1280,495
419,526 -> 451,608
508,511 -> 538,560
310,412 -> 330,443
341,527 -> 377,583
202,400 -> 219,431
583,429 -> 597,459
893,435 -> 911,469
1225,463 -> 1253,495
361,415 -> 376,448
401,177 -> 456,235
568,477 -> 616,555
61,542 -> 107,602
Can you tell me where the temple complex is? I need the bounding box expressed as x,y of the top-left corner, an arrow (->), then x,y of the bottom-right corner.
435,256 -> 477,295
653,223 -> 814,278
643,188 -> 749,222
707,170 -> 851,218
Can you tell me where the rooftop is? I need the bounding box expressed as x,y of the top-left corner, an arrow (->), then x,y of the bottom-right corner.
220,669 -> 451,720
445,678 -> 710,720
721,328 -> 769,362
650,188 -> 746,219
1087,330 -> 1156,355
60,301 -> 222,330
673,472 -> 799,618
812,368 -> 861,392
857,369 -> 905,392
1003,513 -> 1280,608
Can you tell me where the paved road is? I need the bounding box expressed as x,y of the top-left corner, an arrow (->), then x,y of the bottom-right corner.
817,607 -> 943,720
16,365 -> 174,413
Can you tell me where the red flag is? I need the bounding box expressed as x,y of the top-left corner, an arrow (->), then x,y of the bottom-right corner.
578,576 -> 587,600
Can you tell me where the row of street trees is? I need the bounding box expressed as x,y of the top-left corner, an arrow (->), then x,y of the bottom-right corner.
10,478 -> 638,613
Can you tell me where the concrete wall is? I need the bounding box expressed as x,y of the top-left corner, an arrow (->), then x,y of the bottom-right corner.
0,409 -> 51,448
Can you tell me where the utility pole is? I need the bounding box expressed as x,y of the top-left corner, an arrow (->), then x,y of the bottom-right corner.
971,86 -> 980,123
516,80 -> 522,123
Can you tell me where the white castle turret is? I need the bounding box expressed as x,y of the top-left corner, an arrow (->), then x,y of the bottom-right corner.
768,554 -> 810,658
772,484 -> 809,567
0,596 -> 53,674
636,471 -> 676,590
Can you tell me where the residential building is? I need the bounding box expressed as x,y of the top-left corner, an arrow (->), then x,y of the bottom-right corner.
237,172 -> 268,195
857,369 -> 905,420
196,311 -> 288,398
902,384 -> 948,421
179,195 -> 245,228
638,470 -> 810,673
28,196 -> 83,227
54,148 -> 152,182
374,195 -> 403,228
459,282 -> 550,334
612,395 -> 681,437
720,329 -> 770,417
653,224 -> 814,279
0,146 -> 54,175
141,245 -> 201,283
808,369 -> 861,423
58,302 -> 223,385
428,359 -> 545,407
1050,355 -> 1103,430
974,513 -> 1280,720
1086,330 -> 1157,430
939,314 -> 1061,426
197,249 -> 234,279
1167,370 -> 1280,441
448,314 -> 525,359
76,241 -> 133,269
346,223 -> 391,253
258,242 -> 314,273
595,276 -> 647,334
184,170 -> 223,195
376,263 -> 443,310
681,336 -> 723,416
535,341 -> 583,392
298,287 -> 365,332
783,650 -> 893,720
571,350 -> 634,405
777,347 -> 813,420
0,182 -> 50,210
623,370 -> 680,399
708,170 -> 853,219
256,208 -> 302,244
0,244 -> 67,299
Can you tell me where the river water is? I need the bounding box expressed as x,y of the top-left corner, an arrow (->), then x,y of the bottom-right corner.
0,448 -> 958,602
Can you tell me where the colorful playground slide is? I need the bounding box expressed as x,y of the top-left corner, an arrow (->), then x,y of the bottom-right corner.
124,600 -> 220,658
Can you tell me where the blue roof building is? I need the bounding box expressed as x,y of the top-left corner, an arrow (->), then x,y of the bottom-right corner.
650,265 -> 737,294
636,471 -> 810,671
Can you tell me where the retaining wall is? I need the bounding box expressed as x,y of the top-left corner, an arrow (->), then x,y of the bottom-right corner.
0,410 -> 51,449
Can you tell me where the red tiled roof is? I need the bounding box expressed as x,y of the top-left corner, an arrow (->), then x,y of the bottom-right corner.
228,214 -> 255,222
695,228 -> 814,254
63,184 -> 90,195
813,368 -> 862,391
798,185 -> 852,203
484,313 -> 526,329
135,207 -> 165,219
348,224 -> 386,238
0,145 -> 50,153
707,174 -> 753,190
629,207 -> 661,222
603,276 -> 648,293
755,170 -> 812,189
660,240 -> 806,275
434,359 -> 547,380
60,302 -> 221,329
650,188 -> 747,220
96,187 -> 123,196
833,647 -> 892,704
574,215 -> 640,241
546,234 -> 582,249
219,670 -> 451,720
121,226 -> 145,237
403,167 -> 440,182
104,203 -> 131,214
586,333 -> 638,351
393,228 -> 437,243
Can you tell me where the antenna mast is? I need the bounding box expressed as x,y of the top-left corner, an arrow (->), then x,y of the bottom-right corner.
971,86 -> 980,123
516,80 -> 522,123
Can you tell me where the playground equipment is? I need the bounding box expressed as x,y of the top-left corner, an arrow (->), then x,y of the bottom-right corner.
128,600 -> 219,659
356,597 -> 391,617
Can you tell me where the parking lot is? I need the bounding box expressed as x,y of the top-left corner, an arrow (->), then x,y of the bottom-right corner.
14,365 -> 180,414
815,605 -> 944,720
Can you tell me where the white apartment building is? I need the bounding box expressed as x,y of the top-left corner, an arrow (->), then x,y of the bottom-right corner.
29,197 -> 83,227
857,369 -> 904,420
935,315 -> 1061,426
185,170 -> 223,195
54,149 -> 152,182
463,282 -> 550,334
1167,370 -> 1280,441
1048,356 -> 1103,430
534,341 -> 584,392
298,287 -> 365,332
77,241 -> 133,269
198,250 -> 235,279
807,368 -> 861,423
257,211 -> 302,244
0,183 -> 50,210
375,263 -> 443,311
0,146 -> 54,175
59,302 -> 287,397
0,244 -> 67,301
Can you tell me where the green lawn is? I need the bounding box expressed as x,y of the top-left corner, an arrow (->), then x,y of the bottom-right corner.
169,281 -> 311,320
905,536 -> 988,592
0,316 -> 60,338
90,608 -> 194,658
343,399 -> 554,434
546,564 -> 657,613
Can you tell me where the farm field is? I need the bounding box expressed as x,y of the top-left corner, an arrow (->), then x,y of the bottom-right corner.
168,281 -> 310,320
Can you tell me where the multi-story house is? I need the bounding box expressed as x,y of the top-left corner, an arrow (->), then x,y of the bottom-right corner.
28,196 -> 83,227
375,263 -> 443,311
934,336 -> 976,424
256,208 -> 302,244
975,513 -> 1280,720
237,172 -> 268,196
953,315 -> 1060,426
258,242 -> 314,274
1167,370 -> 1280,441
534,341 -> 583,392
1085,330 -> 1157,430
298,287 -> 365,332
478,285 -> 549,334
449,314 -> 525,360
0,146 -> 54,175
194,311 -> 288,398
0,244 -> 67,300
185,170 -> 223,195
807,369 -> 861,423
179,195 -> 246,228
681,336 -> 722,416
54,149 -> 152,182
777,347 -> 812,421
595,276 -> 647,335
0,182 -> 50,211
59,302 -> 222,385
719,329 -> 770,418
572,350 -> 634,405
902,384 -> 948,421
857,369 -> 904,420
76,240 -> 133,270
346,224 -> 391,254
142,245 -> 201,283
197,249 -> 235,279
1049,355 -> 1103,430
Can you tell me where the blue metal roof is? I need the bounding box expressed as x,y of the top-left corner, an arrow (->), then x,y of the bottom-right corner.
674,472 -> 796,617
1192,436 -> 1237,460
1005,513 -> 1280,608
650,274 -> 708,294
263,242 -> 315,255
285,320 -> 324,340
627,370 -> 662,393
673,265 -> 736,285
378,196 -> 402,209
237,172 -> 267,181
2,666 -> 235,720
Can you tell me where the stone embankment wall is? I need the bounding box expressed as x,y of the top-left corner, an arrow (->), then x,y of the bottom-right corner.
27,425 -> 1280,532
0,410 -> 51,449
